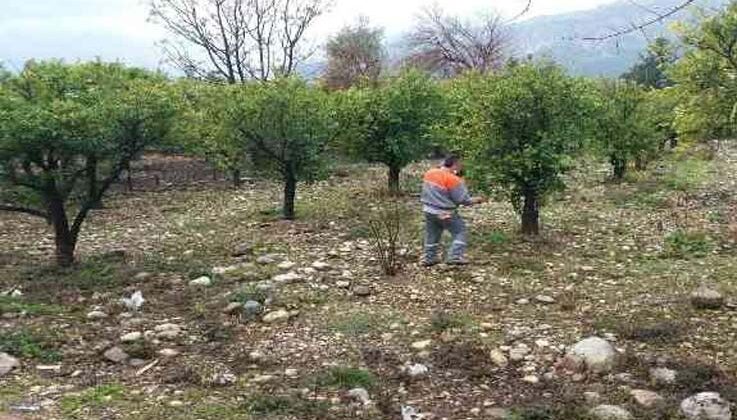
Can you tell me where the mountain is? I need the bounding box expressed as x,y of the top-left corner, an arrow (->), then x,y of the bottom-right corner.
510,0 -> 727,76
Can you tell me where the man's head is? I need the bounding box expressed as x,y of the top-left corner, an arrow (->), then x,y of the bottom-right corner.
442,155 -> 463,174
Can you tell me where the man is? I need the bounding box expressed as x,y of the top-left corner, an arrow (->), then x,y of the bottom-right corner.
420,155 -> 485,266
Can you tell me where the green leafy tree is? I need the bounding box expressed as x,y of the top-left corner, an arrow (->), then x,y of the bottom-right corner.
446,64 -> 593,235
594,80 -> 660,179
622,37 -> 677,89
174,81 -> 249,187
335,69 -> 444,193
0,61 -> 175,266
670,2 -> 737,143
230,78 -> 332,220
324,17 -> 385,90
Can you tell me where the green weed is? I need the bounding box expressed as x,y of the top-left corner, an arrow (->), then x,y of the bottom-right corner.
59,384 -> 126,415
312,366 -> 376,389
664,229 -> 713,258
0,329 -> 61,362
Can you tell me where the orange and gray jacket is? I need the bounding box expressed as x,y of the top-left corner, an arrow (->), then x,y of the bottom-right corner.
421,167 -> 472,215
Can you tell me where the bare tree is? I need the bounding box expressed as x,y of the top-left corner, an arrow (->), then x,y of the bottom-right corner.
149,0 -> 328,83
405,6 -> 508,77
323,17 -> 385,90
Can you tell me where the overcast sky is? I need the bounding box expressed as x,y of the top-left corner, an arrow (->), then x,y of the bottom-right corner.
0,0 -> 618,71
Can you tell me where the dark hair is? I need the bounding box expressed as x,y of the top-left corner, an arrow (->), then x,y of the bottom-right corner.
443,155 -> 460,168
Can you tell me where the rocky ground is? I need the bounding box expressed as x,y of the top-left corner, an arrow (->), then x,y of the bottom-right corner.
1,147 -> 737,420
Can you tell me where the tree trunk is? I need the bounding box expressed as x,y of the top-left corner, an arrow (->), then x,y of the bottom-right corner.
388,166 -> 401,195
48,197 -> 76,267
520,191 -> 540,236
611,157 -> 627,180
86,155 -> 102,209
232,168 -> 242,188
283,171 -> 297,220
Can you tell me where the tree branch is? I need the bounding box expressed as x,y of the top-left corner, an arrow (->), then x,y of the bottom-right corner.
0,204 -> 50,221
583,0 -> 697,41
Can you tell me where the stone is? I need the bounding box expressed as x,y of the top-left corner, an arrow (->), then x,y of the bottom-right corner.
120,331 -> 142,342
691,285 -> 724,310
134,272 -> 153,281
103,346 -> 129,363
404,363 -> 429,378
509,344 -> 530,362
516,298 -> 530,305
244,300 -> 262,315
650,367 -> 677,385
273,272 -> 303,284
211,372 -> 237,386
336,281 -> 351,289
256,255 -> 277,265
252,374 -> 275,383
0,353 -> 19,376
631,389 -> 664,408
589,405 -> 633,420
490,349 -> 509,367
583,391 -> 602,405
347,387 -> 371,405
353,286 -> 371,297
311,261 -> 331,271
222,302 -> 243,314
232,243 -> 254,257
411,340 -> 432,351
680,392 -> 731,420
277,261 -> 296,270
155,324 -> 182,340
129,358 -> 146,367
284,368 -> 299,377
86,311 -> 108,320
189,276 -> 212,287
535,295 -> 556,304
263,309 -> 290,323
522,375 -> 540,384
158,348 -> 180,358
563,337 -> 617,373
169,400 -> 184,407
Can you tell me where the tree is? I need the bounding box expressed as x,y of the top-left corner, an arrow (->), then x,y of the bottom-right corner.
150,0 -> 328,83
622,37 -> 677,89
323,17 -> 385,90
446,63 -> 593,235
335,69 -> 444,193
174,80 -> 250,186
0,61 -> 176,266
669,2 -> 737,143
229,78 -> 332,219
406,6 -> 507,77
594,80 -> 660,180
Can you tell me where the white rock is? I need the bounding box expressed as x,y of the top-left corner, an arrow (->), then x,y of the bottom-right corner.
222,302 -> 243,314
347,387 -> 371,405
272,272 -> 303,284
263,309 -> 290,323
120,331 -> 143,342
563,337 -> 617,373
404,363 -> 429,378
277,261 -> 296,270
256,255 -> 277,265
535,295 -> 556,304
490,349 -> 509,367
522,375 -> 540,384
189,276 -> 212,287
284,368 -> 299,377
336,281 -> 351,289
681,392 -> 732,420
589,405 -> 633,420
158,348 -> 180,357
311,261 -> 331,271
103,346 -> 129,363
583,391 -> 602,405
119,290 -> 145,311
411,340 -> 432,350
0,352 -> 19,376
252,374 -> 275,383
509,344 -> 530,361
631,389 -> 664,408
155,324 -> 182,340
650,367 -> 677,385
86,310 -> 108,320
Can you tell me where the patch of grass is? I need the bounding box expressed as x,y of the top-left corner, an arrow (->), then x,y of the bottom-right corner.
497,256 -> 546,276
230,284 -> 269,304
621,320 -> 685,344
121,340 -> 157,360
429,311 -> 474,333
0,296 -> 64,316
0,329 -> 61,362
312,366 -> 376,390
662,159 -> 710,192
663,229 -> 713,258
244,394 -> 331,417
59,384 -> 126,415
331,312 -> 390,337
484,230 -> 511,248
510,404 -> 592,420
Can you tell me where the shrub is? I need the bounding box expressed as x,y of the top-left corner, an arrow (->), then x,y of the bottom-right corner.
664,229 -> 713,258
